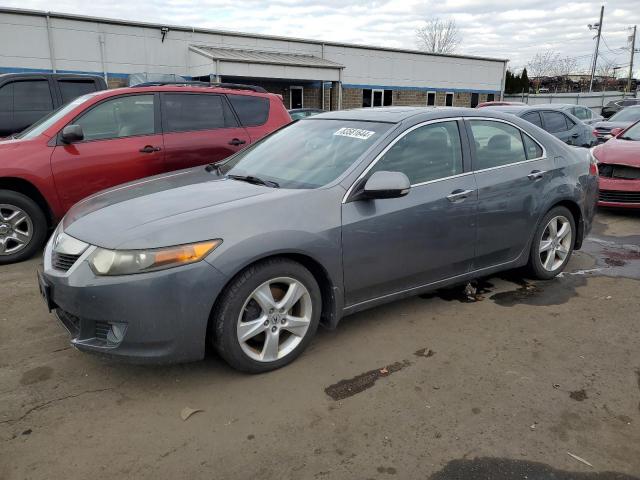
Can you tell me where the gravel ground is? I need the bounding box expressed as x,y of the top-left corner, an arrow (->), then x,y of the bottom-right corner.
1,209 -> 639,480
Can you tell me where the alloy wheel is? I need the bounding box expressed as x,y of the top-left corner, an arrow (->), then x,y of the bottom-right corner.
237,276 -> 312,362
0,204 -> 33,256
539,215 -> 572,272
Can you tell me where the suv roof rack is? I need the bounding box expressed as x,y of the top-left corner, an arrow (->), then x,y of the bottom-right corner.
133,81 -> 268,93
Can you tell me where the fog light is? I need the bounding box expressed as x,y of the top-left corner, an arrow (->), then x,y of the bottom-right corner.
107,323 -> 126,344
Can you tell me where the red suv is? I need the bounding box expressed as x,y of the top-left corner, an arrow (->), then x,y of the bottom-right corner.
0,83 -> 291,264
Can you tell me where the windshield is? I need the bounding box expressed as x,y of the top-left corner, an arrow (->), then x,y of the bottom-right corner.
619,122 -> 640,141
609,108 -> 640,123
220,119 -> 392,189
14,93 -> 96,140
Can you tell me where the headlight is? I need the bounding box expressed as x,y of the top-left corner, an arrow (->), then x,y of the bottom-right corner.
88,240 -> 222,276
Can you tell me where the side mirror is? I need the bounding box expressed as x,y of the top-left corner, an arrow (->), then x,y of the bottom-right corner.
609,127 -> 623,138
362,171 -> 411,199
61,124 -> 84,144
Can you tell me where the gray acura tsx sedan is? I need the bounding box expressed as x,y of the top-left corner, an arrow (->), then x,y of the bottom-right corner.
39,107 -> 598,372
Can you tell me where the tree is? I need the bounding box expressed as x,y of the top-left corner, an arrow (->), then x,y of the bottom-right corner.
520,68 -> 529,93
416,18 -> 461,54
527,50 -> 559,90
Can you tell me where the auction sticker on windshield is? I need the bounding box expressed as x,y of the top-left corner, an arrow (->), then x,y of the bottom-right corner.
333,127 -> 376,140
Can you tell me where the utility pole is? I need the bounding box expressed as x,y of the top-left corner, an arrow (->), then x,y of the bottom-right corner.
588,5 -> 604,93
628,25 -> 637,94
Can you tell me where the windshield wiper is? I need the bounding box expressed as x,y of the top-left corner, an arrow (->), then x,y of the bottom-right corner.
227,174 -> 279,188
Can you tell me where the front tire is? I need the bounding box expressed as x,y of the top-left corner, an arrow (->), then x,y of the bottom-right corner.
527,206 -> 575,280
212,258 -> 321,373
0,190 -> 48,265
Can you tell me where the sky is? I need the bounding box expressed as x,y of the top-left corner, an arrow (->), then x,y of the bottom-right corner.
2,0 -> 639,76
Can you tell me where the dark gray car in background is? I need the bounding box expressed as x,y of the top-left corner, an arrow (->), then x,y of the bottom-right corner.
592,105 -> 640,143
39,107 -> 598,372
483,104 -> 595,147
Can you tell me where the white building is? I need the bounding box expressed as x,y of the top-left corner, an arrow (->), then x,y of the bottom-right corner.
0,7 -> 507,110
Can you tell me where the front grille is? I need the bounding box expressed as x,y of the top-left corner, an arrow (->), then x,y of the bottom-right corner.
52,251 -> 81,271
598,164 -> 640,180
599,190 -> 640,204
94,321 -> 111,341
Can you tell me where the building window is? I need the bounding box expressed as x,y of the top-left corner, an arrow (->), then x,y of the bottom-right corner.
445,92 -> 454,107
487,93 -> 495,102
290,86 -> 303,109
471,92 -> 479,108
426,91 -> 436,106
363,88 -> 392,108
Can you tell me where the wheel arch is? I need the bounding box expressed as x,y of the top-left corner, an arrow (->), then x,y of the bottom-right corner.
0,177 -> 54,227
549,199 -> 584,249
206,252 -> 341,345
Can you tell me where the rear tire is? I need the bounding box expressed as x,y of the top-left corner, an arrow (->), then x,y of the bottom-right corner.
212,258 -> 321,373
0,190 -> 48,265
527,206 -> 575,280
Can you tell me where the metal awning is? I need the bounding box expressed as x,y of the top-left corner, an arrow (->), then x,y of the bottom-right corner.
189,45 -> 344,70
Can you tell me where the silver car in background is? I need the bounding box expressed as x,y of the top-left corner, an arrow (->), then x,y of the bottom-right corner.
484,104 -> 595,147
39,107 -> 598,372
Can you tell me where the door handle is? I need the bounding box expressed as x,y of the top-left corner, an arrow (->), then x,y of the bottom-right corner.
446,189 -> 474,203
571,133 -> 580,138
527,170 -> 546,181
139,145 -> 161,153
228,138 -> 246,146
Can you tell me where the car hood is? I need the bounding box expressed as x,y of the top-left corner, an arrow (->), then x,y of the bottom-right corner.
594,139 -> 640,167
593,120 -> 634,130
63,167 -> 288,249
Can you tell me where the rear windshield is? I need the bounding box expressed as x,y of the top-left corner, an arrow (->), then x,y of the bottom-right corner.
610,108 -> 640,123
227,95 -> 270,126
220,119 -> 392,189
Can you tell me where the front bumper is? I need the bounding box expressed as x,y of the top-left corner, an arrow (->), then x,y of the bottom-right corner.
597,177 -> 640,209
41,240 -> 229,364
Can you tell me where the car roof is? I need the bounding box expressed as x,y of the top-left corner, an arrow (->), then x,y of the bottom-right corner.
309,106 -> 527,124
93,84 -> 274,98
484,104 -> 582,114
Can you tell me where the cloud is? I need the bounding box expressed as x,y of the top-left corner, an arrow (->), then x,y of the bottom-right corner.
2,0 -> 639,75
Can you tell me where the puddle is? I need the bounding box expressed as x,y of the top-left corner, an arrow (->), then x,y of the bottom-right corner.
429,457 -> 640,480
570,389 -> 588,402
577,234 -> 640,281
420,279 -> 494,303
325,360 -> 411,401
490,274 -> 586,307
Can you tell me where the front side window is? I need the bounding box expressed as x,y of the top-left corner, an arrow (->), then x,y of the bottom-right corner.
468,120 -> 527,169
162,93 -> 237,133
541,111 -> 569,133
369,121 -> 463,185
221,119 -> 392,189
74,94 -> 155,141
12,80 -> 53,111
16,93 -> 95,140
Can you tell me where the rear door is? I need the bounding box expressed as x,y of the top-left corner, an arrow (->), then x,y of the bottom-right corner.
161,92 -> 249,171
467,118 -> 553,269
50,93 -> 165,210
342,120 -> 477,305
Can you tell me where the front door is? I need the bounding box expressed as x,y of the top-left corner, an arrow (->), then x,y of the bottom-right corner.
466,118 -> 554,269
342,120 -> 477,306
290,87 -> 303,109
51,93 -> 165,211
160,92 -> 250,170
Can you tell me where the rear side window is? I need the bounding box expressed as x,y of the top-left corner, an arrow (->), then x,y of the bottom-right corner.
522,111 -> 543,128
58,80 -> 98,103
228,95 -> 270,126
12,80 -> 53,111
468,120 -> 527,169
370,121 -> 463,185
74,94 -> 154,141
541,111 -> 569,133
161,93 -> 238,133
522,133 -> 543,159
